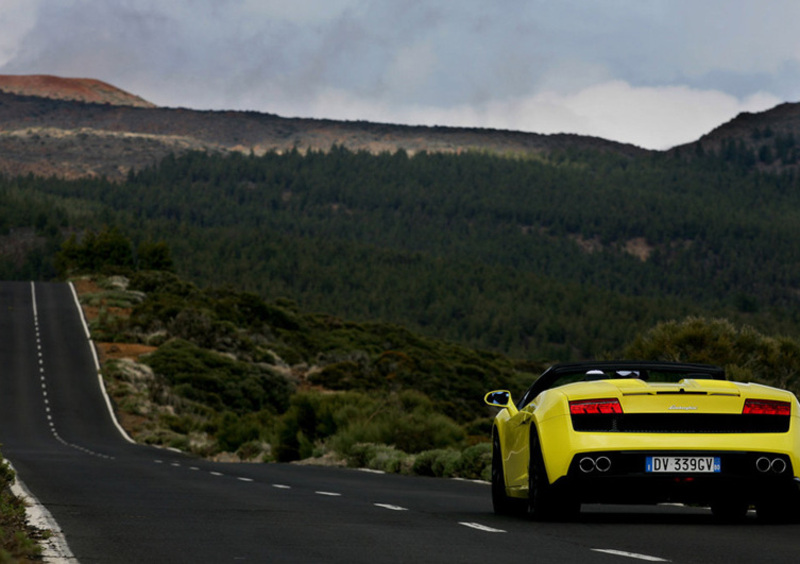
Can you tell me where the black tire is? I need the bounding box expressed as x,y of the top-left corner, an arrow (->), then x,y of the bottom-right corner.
756,500 -> 789,523
756,492 -> 800,523
491,431 -> 525,516
756,483 -> 800,523
710,498 -> 749,523
527,431 -> 579,521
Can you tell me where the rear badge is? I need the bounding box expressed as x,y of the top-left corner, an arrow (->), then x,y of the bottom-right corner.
669,405 -> 698,410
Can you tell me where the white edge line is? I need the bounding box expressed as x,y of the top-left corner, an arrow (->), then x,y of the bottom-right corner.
592,549 -> 670,562
68,281 -> 135,444
8,460 -> 76,563
451,477 -> 490,485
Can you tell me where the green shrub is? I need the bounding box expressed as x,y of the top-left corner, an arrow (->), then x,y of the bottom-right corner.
345,443 -> 414,473
624,316 -> 800,394
386,411 -> 465,453
452,443 -> 492,480
409,444 -> 492,479
412,449 -> 462,477
144,339 -> 293,414
236,440 -> 270,461
216,411 -> 273,452
270,389 -> 468,463
0,455 -> 42,561
129,270 -> 196,296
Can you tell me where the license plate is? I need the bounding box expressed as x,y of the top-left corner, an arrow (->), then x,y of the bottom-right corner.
646,456 -> 720,473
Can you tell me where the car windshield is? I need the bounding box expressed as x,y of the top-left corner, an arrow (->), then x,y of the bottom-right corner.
563,368 -> 707,385
517,362 -> 725,408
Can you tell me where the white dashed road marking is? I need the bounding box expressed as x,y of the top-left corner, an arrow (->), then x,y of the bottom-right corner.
458,522 -> 506,533
374,503 -> 408,511
31,282 -> 114,461
148,455 -> 679,563
592,549 -> 670,562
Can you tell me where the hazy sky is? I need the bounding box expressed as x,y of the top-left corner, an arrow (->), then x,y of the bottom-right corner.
1,0 -> 797,150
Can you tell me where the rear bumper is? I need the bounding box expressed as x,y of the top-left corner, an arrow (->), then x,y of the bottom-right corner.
556,450 -> 799,505
537,413 -> 800,485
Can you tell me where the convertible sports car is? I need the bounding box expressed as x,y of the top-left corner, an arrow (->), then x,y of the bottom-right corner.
485,361 -> 800,521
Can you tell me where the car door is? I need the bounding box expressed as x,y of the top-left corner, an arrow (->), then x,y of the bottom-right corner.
504,403 -> 534,490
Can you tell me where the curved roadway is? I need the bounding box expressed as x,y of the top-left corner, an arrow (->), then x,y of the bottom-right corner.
0,281 -> 799,563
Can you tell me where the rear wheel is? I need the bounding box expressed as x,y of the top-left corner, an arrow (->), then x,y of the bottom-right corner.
756,489 -> 800,523
528,432 -> 579,521
491,431 -> 525,516
756,500 -> 792,523
710,498 -> 749,523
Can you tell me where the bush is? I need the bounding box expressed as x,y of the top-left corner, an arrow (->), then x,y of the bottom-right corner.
452,443 -> 492,480
387,411 -> 465,453
412,449 -> 462,477
345,443 -> 414,474
216,412 -> 265,453
410,443 -> 492,479
144,339 -> 293,414
624,316 -> 800,394
269,389 -> 469,463
0,456 -> 42,561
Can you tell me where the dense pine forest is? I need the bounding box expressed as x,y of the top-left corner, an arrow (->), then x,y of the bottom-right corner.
3,142 -> 800,360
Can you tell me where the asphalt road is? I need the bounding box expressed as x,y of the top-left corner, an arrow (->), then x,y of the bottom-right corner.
1,280 -> 799,563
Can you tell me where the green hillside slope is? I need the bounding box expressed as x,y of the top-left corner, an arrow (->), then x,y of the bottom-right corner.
5,146 -> 800,360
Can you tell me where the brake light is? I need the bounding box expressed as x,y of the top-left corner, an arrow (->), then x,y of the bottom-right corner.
569,398 -> 623,415
742,399 -> 791,416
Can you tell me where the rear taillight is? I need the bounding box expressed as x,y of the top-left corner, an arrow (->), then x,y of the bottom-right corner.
742,399 -> 791,416
569,398 -> 623,415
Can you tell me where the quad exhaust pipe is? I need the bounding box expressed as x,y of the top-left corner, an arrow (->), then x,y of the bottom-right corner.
579,455 -> 612,473
756,456 -> 787,474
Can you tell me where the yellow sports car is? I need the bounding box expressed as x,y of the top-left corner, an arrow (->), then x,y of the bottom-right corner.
485,361 -> 800,521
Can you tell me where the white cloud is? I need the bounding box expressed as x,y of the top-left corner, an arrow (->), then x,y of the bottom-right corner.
241,0 -> 365,24
383,40 -> 437,98
290,81 -> 781,150
535,81 -> 781,149
0,0 -> 38,67
0,1 -> 795,149
666,1 -> 800,77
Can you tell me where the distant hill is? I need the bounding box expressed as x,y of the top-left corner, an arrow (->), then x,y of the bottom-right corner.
0,75 -> 647,179
698,103 -> 800,147
670,102 -> 800,171
0,74 -> 155,108
1,74 -> 798,179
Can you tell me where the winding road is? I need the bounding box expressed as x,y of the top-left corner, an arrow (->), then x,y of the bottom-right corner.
0,281 -> 798,563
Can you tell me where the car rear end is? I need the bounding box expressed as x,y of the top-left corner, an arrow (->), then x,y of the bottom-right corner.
540,377 -> 800,509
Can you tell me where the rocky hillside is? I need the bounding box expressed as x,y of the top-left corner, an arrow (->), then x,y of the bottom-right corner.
0,75 -> 647,179
0,74 -> 155,108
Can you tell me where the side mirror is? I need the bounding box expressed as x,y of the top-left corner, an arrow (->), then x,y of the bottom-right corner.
484,390 -> 512,408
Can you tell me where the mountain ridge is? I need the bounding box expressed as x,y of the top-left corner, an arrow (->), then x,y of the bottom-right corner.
0,75 -> 648,179
1,74 -> 799,178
